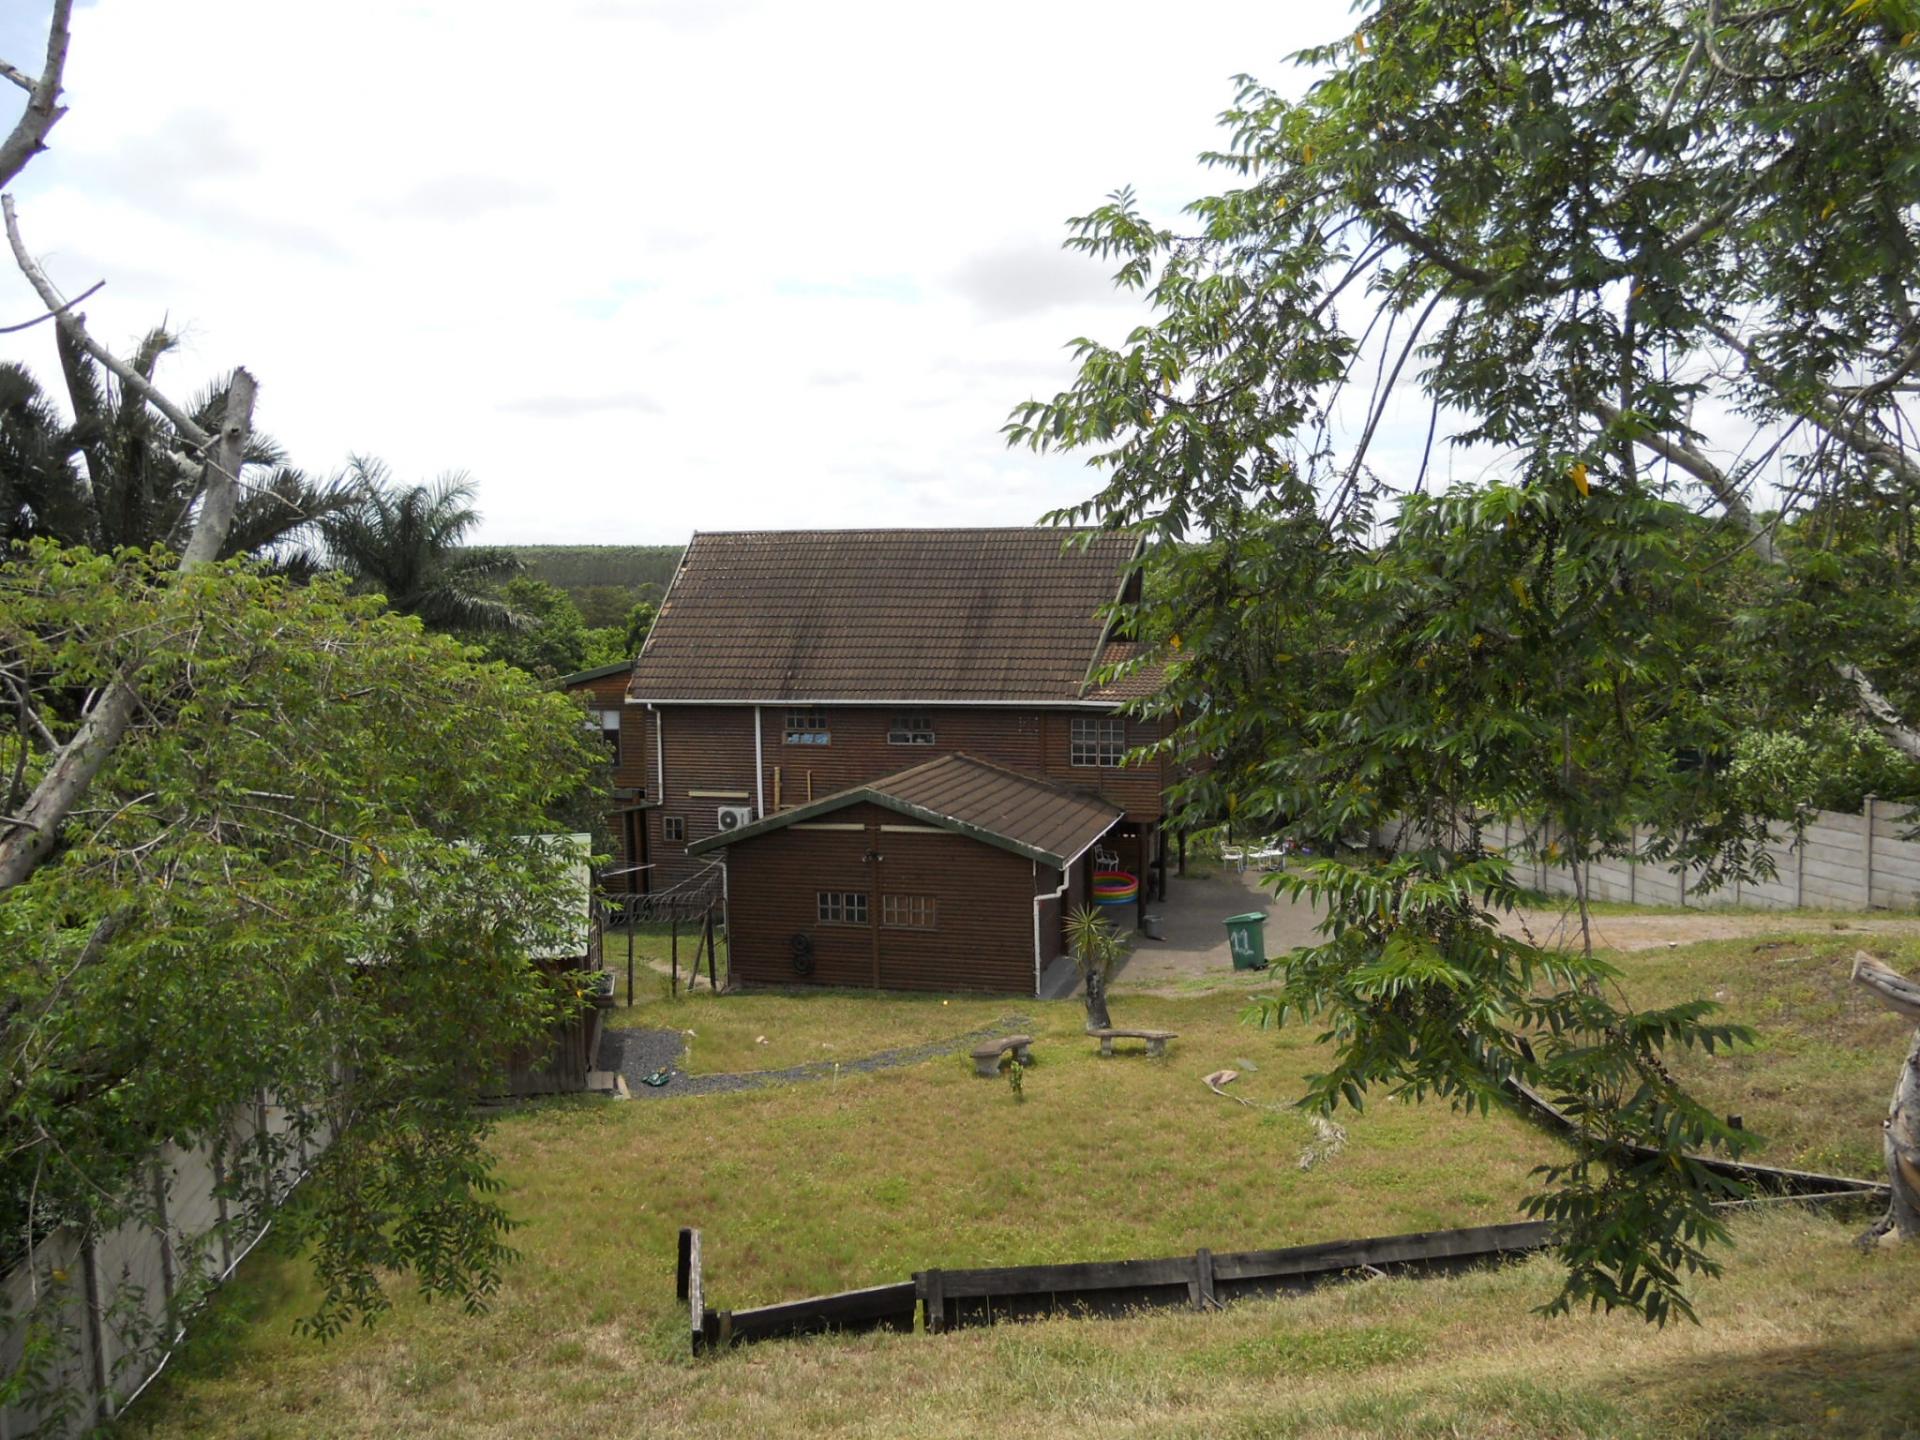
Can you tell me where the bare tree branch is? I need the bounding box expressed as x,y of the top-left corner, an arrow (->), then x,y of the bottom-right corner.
0,275 -> 99,333
1855,952 -> 1920,1023
2,195 -> 213,447
0,0 -> 71,192
1592,398 -> 1920,761
1707,322 -> 1920,494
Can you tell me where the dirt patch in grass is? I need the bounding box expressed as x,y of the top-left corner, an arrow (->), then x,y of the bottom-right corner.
1506,904 -> 1920,953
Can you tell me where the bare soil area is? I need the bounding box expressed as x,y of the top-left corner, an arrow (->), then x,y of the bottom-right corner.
1505,905 -> 1920,952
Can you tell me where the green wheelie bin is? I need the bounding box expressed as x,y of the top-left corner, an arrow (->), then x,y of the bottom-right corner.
1224,912 -> 1268,970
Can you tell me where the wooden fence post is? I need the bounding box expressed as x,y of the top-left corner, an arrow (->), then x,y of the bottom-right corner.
682,1227 -> 704,1356
1193,1248 -> 1217,1311
921,1269 -> 945,1334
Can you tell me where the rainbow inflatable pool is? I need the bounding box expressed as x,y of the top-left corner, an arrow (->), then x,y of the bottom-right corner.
1092,870 -> 1140,906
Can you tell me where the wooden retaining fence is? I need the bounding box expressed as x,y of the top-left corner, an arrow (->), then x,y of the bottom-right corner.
677,1131 -> 1890,1354
681,1219 -> 1565,1354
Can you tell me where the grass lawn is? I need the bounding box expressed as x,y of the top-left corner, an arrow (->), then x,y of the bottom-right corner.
116,927 -> 1920,1439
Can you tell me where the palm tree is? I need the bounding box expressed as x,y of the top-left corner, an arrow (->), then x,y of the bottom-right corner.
0,329 -> 359,560
318,459 -> 526,631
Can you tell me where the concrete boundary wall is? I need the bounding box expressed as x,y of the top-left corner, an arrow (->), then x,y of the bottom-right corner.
0,1097 -> 326,1440
1380,798 -> 1918,912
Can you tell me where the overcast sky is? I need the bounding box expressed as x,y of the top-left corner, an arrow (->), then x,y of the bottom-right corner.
0,0 -> 1383,544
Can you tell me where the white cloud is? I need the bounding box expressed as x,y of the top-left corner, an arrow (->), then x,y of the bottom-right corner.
1,0 -> 1359,543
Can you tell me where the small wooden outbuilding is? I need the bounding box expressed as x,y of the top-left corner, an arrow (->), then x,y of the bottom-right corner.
689,752 -> 1122,995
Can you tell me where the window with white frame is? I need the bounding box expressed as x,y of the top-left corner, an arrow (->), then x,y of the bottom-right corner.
882,894 -> 937,929
663,815 -> 685,843
817,891 -> 868,925
785,707 -> 830,745
1070,716 -> 1127,767
887,712 -> 935,745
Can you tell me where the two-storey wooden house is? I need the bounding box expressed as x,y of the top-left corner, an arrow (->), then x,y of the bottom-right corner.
607,528 -> 1170,995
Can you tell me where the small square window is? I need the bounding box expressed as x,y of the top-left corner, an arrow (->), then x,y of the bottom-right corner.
817,891 -> 868,925
887,712 -> 936,745
663,815 -> 686,843
1070,716 -> 1127,767
882,894 -> 937,929
785,707 -> 830,745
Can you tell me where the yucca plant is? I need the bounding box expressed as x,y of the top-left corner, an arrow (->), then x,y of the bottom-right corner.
1063,904 -> 1123,1031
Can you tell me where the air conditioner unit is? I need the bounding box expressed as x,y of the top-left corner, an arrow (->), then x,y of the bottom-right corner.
716,804 -> 755,832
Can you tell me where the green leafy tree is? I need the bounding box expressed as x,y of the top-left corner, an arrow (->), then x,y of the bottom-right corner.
464,576 -> 592,679
580,625 -> 629,671
623,597 -> 659,654
319,459 -> 526,631
1012,0 -> 1920,1317
0,544 -> 605,1371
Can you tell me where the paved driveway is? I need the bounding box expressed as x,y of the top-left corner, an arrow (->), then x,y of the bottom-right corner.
1110,865 -> 1326,990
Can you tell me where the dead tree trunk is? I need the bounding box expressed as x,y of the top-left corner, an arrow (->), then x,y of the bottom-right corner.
1083,967 -> 1113,1031
1851,953 -> 1920,1247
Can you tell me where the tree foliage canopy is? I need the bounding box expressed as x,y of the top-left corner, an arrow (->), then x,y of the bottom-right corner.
1013,0 -> 1920,1320
0,544 -> 605,1351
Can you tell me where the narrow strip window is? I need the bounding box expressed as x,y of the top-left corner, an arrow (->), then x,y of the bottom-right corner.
785,707 -> 830,745
887,712 -> 936,745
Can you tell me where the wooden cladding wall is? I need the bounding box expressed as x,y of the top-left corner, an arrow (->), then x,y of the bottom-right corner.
627,703 -> 1172,895
615,702 -> 651,793
1031,710 -> 1168,819
726,803 -> 1040,994
657,704 -> 1168,820
649,705 -> 758,892
761,707 -> 1044,806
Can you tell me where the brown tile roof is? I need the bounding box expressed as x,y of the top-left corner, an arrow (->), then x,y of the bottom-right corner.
1082,640 -> 1166,702
627,528 -> 1141,704
686,752 -> 1123,868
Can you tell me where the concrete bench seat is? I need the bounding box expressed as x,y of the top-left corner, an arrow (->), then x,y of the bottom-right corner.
971,1034 -> 1033,1077
1088,1028 -> 1178,1058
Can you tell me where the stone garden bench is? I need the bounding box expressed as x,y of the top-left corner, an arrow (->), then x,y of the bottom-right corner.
1088,1027 -> 1178,1058
971,1034 -> 1034,1077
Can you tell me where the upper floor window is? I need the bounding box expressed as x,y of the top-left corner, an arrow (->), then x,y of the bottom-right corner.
663,815 -> 686,843
785,707 -> 830,745
888,712 -> 935,745
1070,716 -> 1127,768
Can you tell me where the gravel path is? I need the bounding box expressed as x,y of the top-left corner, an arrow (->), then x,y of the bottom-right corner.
597,1015 -> 1035,1099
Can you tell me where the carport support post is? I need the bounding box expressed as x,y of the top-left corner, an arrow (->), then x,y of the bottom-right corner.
705,905 -> 719,992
